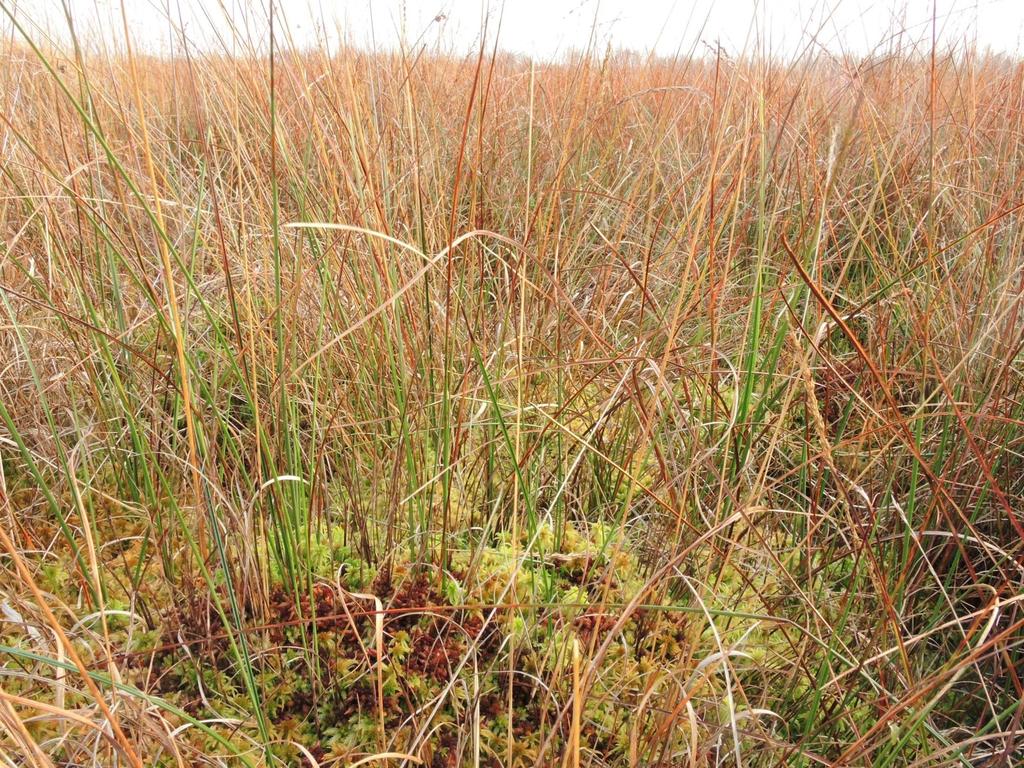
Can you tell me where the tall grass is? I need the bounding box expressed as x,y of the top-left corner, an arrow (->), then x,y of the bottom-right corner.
1,4 -> 1023,766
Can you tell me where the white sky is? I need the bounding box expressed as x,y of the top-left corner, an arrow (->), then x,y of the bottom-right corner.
6,0 -> 1024,58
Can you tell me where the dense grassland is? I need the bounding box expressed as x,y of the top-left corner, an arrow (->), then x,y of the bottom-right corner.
2,9 -> 1024,767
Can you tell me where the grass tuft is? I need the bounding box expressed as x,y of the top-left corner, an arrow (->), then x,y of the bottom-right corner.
1,4 -> 1023,766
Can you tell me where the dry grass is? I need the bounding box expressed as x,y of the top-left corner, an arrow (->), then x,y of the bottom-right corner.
1,4 -> 1024,766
